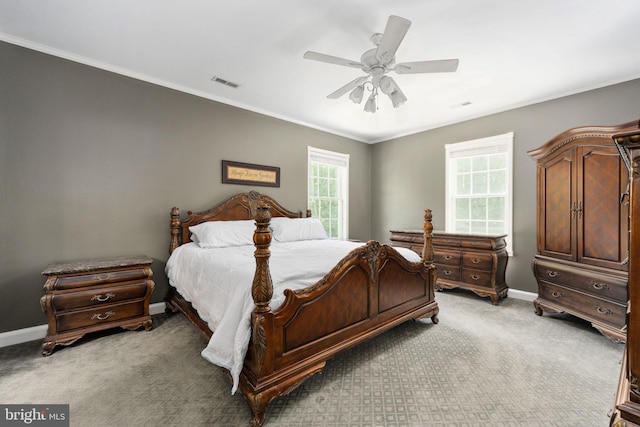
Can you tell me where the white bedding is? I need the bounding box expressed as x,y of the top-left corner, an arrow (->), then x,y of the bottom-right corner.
165,239 -> 420,393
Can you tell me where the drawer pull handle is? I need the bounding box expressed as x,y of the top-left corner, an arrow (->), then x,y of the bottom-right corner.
551,291 -> 562,298
444,255 -> 453,260
591,281 -> 609,290
470,275 -> 481,281
547,271 -> 559,278
443,270 -> 452,276
91,293 -> 116,302
471,258 -> 481,264
594,305 -> 613,315
91,311 -> 115,321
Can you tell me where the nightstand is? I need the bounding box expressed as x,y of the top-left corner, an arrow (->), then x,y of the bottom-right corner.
40,256 -> 155,356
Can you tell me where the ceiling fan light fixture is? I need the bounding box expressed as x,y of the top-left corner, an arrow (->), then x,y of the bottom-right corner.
303,15 -> 459,114
379,76 -> 395,94
349,85 -> 365,104
364,93 -> 377,113
378,76 -> 406,108
389,89 -> 407,108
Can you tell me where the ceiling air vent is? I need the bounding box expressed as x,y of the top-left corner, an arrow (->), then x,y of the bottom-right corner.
451,101 -> 472,109
211,76 -> 240,89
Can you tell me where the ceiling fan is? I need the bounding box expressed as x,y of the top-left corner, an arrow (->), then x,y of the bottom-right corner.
303,15 -> 459,112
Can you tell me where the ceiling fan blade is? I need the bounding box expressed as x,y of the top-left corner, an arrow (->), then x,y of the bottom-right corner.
327,76 -> 370,99
303,51 -> 362,69
375,15 -> 411,63
394,59 -> 459,74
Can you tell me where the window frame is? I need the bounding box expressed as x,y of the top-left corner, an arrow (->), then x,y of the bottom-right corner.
444,132 -> 514,255
307,146 -> 350,240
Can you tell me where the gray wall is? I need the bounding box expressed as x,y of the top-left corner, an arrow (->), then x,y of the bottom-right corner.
371,79 -> 640,294
3,38 -> 639,333
0,42 -> 371,333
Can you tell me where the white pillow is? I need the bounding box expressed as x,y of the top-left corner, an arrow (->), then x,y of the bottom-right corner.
189,220 -> 255,248
270,217 -> 328,242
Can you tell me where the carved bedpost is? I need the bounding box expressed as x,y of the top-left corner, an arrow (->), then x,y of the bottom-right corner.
250,204 -> 273,377
422,208 -> 434,263
306,209 -> 312,218
252,204 -> 273,313
169,207 -> 181,254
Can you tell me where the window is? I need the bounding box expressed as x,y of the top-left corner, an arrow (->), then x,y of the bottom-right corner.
445,132 -> 514,254
308,147 -> 349,239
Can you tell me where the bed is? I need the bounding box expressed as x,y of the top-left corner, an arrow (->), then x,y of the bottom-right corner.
165,191 -> 439,426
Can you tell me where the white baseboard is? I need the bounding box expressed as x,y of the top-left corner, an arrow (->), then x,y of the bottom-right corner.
0,324 -> 49,348
0,302 -> 166,349
148,302 -> 167,316
1,292 -> 537,349
508,289 -> 537,302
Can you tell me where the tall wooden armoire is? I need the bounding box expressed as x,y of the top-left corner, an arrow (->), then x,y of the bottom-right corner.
611,121 -> 640,426
528,121 -> 637,342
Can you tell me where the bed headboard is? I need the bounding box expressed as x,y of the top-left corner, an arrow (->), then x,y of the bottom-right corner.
170,191 -> 310,253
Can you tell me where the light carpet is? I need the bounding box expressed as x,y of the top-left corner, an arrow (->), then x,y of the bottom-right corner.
0,289 -> 625,426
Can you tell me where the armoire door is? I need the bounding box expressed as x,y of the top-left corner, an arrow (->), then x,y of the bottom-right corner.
628,145 -> 640,404
537,148 -> 577,261
608,122 -> 640,426
577,145 -> 629,271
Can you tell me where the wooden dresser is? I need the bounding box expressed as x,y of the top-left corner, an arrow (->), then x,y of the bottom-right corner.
528,122 -> 634,342
609,122 -> 640,427
390,230 -> 509,304
40,256 -> 155,356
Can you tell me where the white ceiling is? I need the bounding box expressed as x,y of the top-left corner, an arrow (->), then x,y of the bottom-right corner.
2,1 -> 640,143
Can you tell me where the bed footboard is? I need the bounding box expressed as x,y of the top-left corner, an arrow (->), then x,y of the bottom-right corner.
242,206 -> 438,427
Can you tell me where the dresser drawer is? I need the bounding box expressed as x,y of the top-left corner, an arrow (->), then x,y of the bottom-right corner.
433,237 -> 461,248
49,267 -> 151,291
538,282 -> 626,327
461,268 -> 492,287
533,258 -> 626,303
462,252 -> 493,271
435,265 -> 461,282
390,231 -> 424,245
434,249 -> 461,266
459,238 -> 495,250
51,281 -> 150,311
55,300 -> 145,332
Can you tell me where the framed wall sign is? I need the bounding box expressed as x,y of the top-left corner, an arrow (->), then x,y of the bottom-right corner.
222,160 -> 280,187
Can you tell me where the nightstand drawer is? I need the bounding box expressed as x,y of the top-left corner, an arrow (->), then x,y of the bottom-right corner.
51,281 -> 151,311
435,265 -> 461,281
462,252 -> 493,270
48,268 -> 151,291
434,249 -> 461,266
56,300 -> 145,332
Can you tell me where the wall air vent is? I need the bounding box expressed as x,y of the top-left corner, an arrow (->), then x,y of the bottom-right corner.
211,76 -> 240,89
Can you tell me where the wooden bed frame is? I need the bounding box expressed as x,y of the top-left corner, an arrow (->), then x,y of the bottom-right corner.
166,191 -> 439,426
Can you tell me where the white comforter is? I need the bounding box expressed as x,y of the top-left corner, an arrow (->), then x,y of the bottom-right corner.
165,239 -> 420,393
